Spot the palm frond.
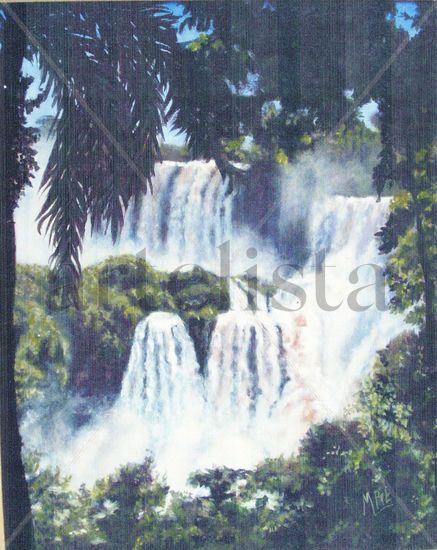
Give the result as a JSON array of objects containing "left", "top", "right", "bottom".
[{"left": 28, "top": 3, "right": 178, "bottom": 303}]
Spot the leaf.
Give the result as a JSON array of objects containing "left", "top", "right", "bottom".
[{"left": 275, "top": 148, "right": 289, "bottom": 165}]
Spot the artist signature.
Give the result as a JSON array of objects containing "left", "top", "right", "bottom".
[{"left": 362, "top": 487, "right": 393, "bottom": 517}]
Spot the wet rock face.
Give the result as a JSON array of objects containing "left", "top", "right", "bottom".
[
  {"left": 187, "top": 317, "right": 217, "bottom": 374},
  {"left": 166, "top": 265, "right": 229, "bottom": 374}
]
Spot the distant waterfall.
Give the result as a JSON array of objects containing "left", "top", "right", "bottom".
[{"left": 127, "top": 161, "right": 232, "bottom": 270}]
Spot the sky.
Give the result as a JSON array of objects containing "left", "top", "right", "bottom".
[
  {"left": 394, "top": 1, "right": 418, "bottom": 36},
  {"left": 15, "top": 1, "right": 418, "bottom": 266}
]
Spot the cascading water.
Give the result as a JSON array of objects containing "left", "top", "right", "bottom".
[
  {"left": 203, "top": 299, "right": 314, "bottom": 464},
  {"left": 120, "top": 312, "right": 204, "bottom": 422},
  {"left": 36, "top": 312, "right": 207, "bottom": 487},
  {"left": 271, "top": 194, "right": 404, "bottom": 417},
  {"left": 126, "top": 161, "right": 232, "bottom": 270},
  {"left": 27, "top": 156, "right": 405, "bottom": 489},
  {"left": 80, "top": 160, "right": 280, "bottom": 276}
]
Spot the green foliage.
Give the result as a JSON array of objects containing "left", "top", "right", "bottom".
[
  {"left": 15, "top": 265, "right": 69, "bottom": 405},
  {"left": 159, "top": 143, "right": 191, "bottom": 162},
  {"left": 25, "top": 3, "right": 180, "bottom": 303},
  {"left": 168, "top": 0, "right": 396, "bottom": 204},
  {"left": 167, "top": 265, "right": 230, "bottom": 323},
  {"left": 187, "top": 33, "right": 210, "bottom": 53},
  {"left": 189, "top": 467, "right": 249, "bottom": 511},
  {"left": 25, "top": 454, "right": 169, "bottom": 549},
  {"left": 93, "top": 459, "right": 168, "bottom": 549},
  {"left": 25, "top": 452, "right": 106, "bottom": 549},
  {"left": 223, "top": 136, "right": 263, "bottom": 165},
  {"left": 349, "top": 332, "right": 436, "bottom": 547},
  {"left": 329, "top": 121, "right": 381, "bottom": 166},
  {"left": 16, "top": 257, "right": 229, "bottom": 399},
  {"left": 372, "top": 6, "right": 437, "bottom": 385},
  {"left": 379, "top": 149, "right": 437, "bottom": 327},
  {"left": 274, "top": 148, "right": 288, "bottom": 166}
]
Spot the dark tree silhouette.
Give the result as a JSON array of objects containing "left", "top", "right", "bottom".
[{"left": 0, "top": 3, "right": 178, "bottom": 547}]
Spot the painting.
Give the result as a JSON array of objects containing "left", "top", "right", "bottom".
[{"left": 0, "top": 2, "right": 436, "bottom": 548}]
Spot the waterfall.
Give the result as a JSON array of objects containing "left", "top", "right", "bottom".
[
  {"left": 42, "top": 312, "right": 207, "bottom": 487},
  {"left": 81, "top": 160, "right": 280, "bottom": 277},
  {"left": 126, "top": 160, "right": 232, "bottom": 271},
  {"left": 29, "top": 158, "right": 405, "bottom": 489},
  {"left": 206, "top": 310, "right": 288, "bottom": 427},
  {"left": 120, "top": 312, "right": 204, "bottom": 422},
  {"left": 271, "top": 194, "right": 403, "bottom": 417}
]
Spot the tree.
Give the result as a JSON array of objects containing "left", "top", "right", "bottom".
[
  {"left": 187, "top": 467, "right": 254, "bottom": 547},
  {"left": 375, "top": 2, "right": 436, "bottom": 370},
  {"left": 189, "top": 467, "right": 249, "bottom": 511},
  {"left": 24, "top": 452, "right": 105, "bottom": 549},
  {"left": 1, "top": 6, "right": 38, "bottom": 547},
  {"left": 93, "top": 458, "right": 168, "bottom": 549},
  {"left": 0, "top": 3, "right": 178, "bottom": 547},
  {"left": 172, "top": 0, "right": 396, "bottom": 173},
  {"left": 374, "top": 1, "right": 437, "bottom": 494}
]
